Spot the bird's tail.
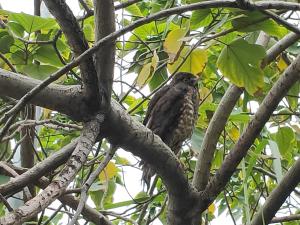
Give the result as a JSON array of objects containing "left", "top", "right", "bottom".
[{"left": 141, "top": 162, "right": 155, "bottom": 190}]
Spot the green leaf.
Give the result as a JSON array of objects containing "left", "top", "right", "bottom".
[
  {"left": 231, "top": 11, "right": 288, "bottom": 38},
  {"left": 7, "top": 21, "right": 25, "bottom": 37},
  {"left": 11, "top": 50, "right": 27, "bottom": 65},
  {"left": 229, "top": 113, "right": 250, "bottom": 123},
  {"left": 0, "top": 34, "right": 14, "bottom": 53},
  {"left": 275, "top": 127, "right": 295, "bottom": 157},
  {"left": 287, "top": 81, "right": 299, "bottom": 110},
  {"left": 34, "top": 45, "right": 63, "bottom": 67},
  {"left": 190, "top": 9, "right": 211, "bottom": 29},
  {"left": 22, "top": 64, "right": 58, "bottom": 80},
  {"left": 83, "top": 23, "right": 94, "bottom": 42},
  {"left": 90, "top": 189, "right": 103, "bottom": 209},
  {"left": 104, "top": 196, "right": 148, "bottom": 209},
  {"left": 269, "top": 140, "right": 283, "bottom": 182},
  {"left": 217, "top": 38, "right": 266, "bottom": 95},
  {"left": 9, "top": 12, "right": 57, "bottom": 33},
  {"left": 148, "top": 67, "right": 168, "bottom": 91},
  {"left": 125, "top": 4, "right": 144, "bottom": 17},
  {"left": 245, "top": 139, "right": 268, "bottom": 183},
  {"left": 133, "top": 22, "right": 156, "bottom": 40}
]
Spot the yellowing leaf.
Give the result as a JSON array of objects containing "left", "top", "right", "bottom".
[
  {"left": 99, "top": 161, "right": 118, "bottom": 182},
  {"left": 163, "top": 28, "right": 188, "bottom": 63},
  {"left": 0, "top": 15, "right": 8, "bottom": 22},
  {"left": 167, "top": 47, "right": 207, "bottom": 75},
  {"left": 208, "top": 203, "right": 215, "bottom": 214},
  {"left": 229, "top": 127, "right": 240, "bottom": 142},
  {"left": 217, "top": 38, "right": 266, "bottom": 95},
  {"left": 277, "top": 56, "right": 288, "bottom": 72},
  {"left": 136, "top": 51, "right": 159, "bottom": 87},
  {"left": 42, "top": 108, "right": 52, "bottom": 119},
  {"left": 199, "top": 87, "right": 213, "bottom": 103}
]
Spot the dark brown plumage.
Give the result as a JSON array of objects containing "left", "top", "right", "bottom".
[{"left": 141, "top": 72, "right": 200, "bottom": 188}]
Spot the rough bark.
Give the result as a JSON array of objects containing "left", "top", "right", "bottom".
[
  {"left": 43, "top": 0, "right": 99, "bottom": 100},
  {"left": 0, "top": 116, "right": 101, "bottom": 225},
  {"left": 0, "top": 69, "right": 89, "bottom": 120},
  {"left": 93, "top": 0, "right": 116, "bottom": 109},
  {"left": 0, "top": 140, "right": 77, "bottom": 197},
  {"left": 0, "top": 163, "right": 113, "bottom": 225},
  {"left": 197, "top": 51, "right": 300, "bottom": 213}
]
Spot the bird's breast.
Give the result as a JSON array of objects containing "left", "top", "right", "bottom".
[{"left": 173, "top": 89, "right": 196, "bottom": 140}]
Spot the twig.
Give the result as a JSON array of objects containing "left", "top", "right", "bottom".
[
  {"left": 0, "top": 193, "right": 13, "bottom": 211},
  {"left": 270, "top": 214, "right": 300, "bottom": 224},
  {"left": 67, "top": 145, "right": 117, "bottom": 225},
  {"left": 257, "top": 9, "right": 300, "bottom": 35},
  {"left": 0, "top": 53, "right": 16, "bottom": 73},
  {"left": 103, "top": 211, "right": 138, "bottom": 225}
]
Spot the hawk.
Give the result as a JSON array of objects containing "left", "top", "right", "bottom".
[{"left": 141, "top": 72, "right": 200, "bottom": 188}]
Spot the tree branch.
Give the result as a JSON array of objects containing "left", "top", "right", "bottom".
[
  {"left": 0, "top": 140, "right": 77, "bottom": 197},
  {"left": 192, "top": 31, "right": 299, "bottom": 193},
  {"left": 192, "top": 85, "right": 243, "bottom": 191},
  {"left": 67, "top": 146, "right": 117, "bottom": 225},
  {"left": 0, "top": 70, "right": 88, "bottom": 120},
  {"left": 93, "top": 0, "right": 116, "bottom": 109},
  {"left": 43, "top": 0, "right": 99, "bottom": 99},
  {"left": 261, "top": 32, "right": 300, "bottom": 68},
  {"left": 1, "top": 0, "right": 297, "bottom": 129},
  {"left": 0, "top": 115, "right": 102, "bottom": 225},
  {"left": 251, "top": 157, "right": 300, "bottom": 225},
  {"left": 0, "top": 163, "right": 113, "bottom": 225},
  {"left": 270, "top": 214, "right": 300, "bottom": 224},
  {"left": 198, "top": 50, "right": 300, "bottom": 213},
  {"left": 0, "top": 69, "right": 195, "bottom": 222}
]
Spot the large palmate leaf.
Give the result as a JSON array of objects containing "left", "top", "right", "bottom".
[
  {"left": 168, "top": 46, "right": 207, "bottom": 75},
  {"left": 9, "top": 12, "right": 57, "bottom": 33},
  {"left": 163, "top": 28, "right": 188, "bottom": 63},
  {"left": 217, "top": 38, "right": 266, "bottom": 95}
]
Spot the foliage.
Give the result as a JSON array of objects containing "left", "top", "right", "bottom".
[{"left": 0, "top": 1, "right": 299, "bottom": 225}]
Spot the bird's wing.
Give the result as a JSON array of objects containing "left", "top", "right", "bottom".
[
  {"left": 146, "top": 83, "right": 188, "bottom": 143},
  {"left": 143, "top": 85, "right": 170, "bottom": 126}
]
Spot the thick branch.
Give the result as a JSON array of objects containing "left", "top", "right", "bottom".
[
  {"left": 43, "top": 0, "right": 99, "bottom": 99},
  {"left": 261, "top": 32, "right": 300, "bottom": 68},
  {"left": 0, "top": 69, "right": 195, "bottom": 221},
  {"left": 192, "top": 85, "right": 243, "bottom": 191},
  {"left": 0, "top": 72, "right": 185, "bottom": 196},
  {"left": 270, "top": 214, "right": 300, "bottom": 224},
  {"left": 192, "top": 31, "right": 299, "bottom": 192},
  {"left": 251, "top": 157, "right": 300, "bottom": 225},
  {"left": 0, "top": 163, "right": 113, "bottom": 225},
  {"left": 0, "top": 140, "right": 77, "bottom": 197},
  {"left": 0, "top": 70, "right": 89, "bottom": 120},
  {"left": 0, "top": 116, "right": 101, "bottom": 225},
  {"left": 199, "top": 51, "right": 300, "bottom": 212},
  {"left": 1, "top": 1, "right": 298, "bottom": 126},
  {"left": 93, "top": 0, "right": 116, "bottom": 109}
]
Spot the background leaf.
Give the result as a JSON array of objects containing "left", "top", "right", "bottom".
[
  {"left": 168, "top": 47, "right": 207, "bottom": 75},
  {"left": 217, "top": 38, "right": 266, "bottom": 95}
]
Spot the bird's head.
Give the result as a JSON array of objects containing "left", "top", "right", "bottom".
[{"left": 171, "top": 72, "right": 199, "bottom": 87}]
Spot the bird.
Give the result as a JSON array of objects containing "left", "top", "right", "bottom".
[{"left": 141, "top": 72, "right": 200, "bottom": 189}]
